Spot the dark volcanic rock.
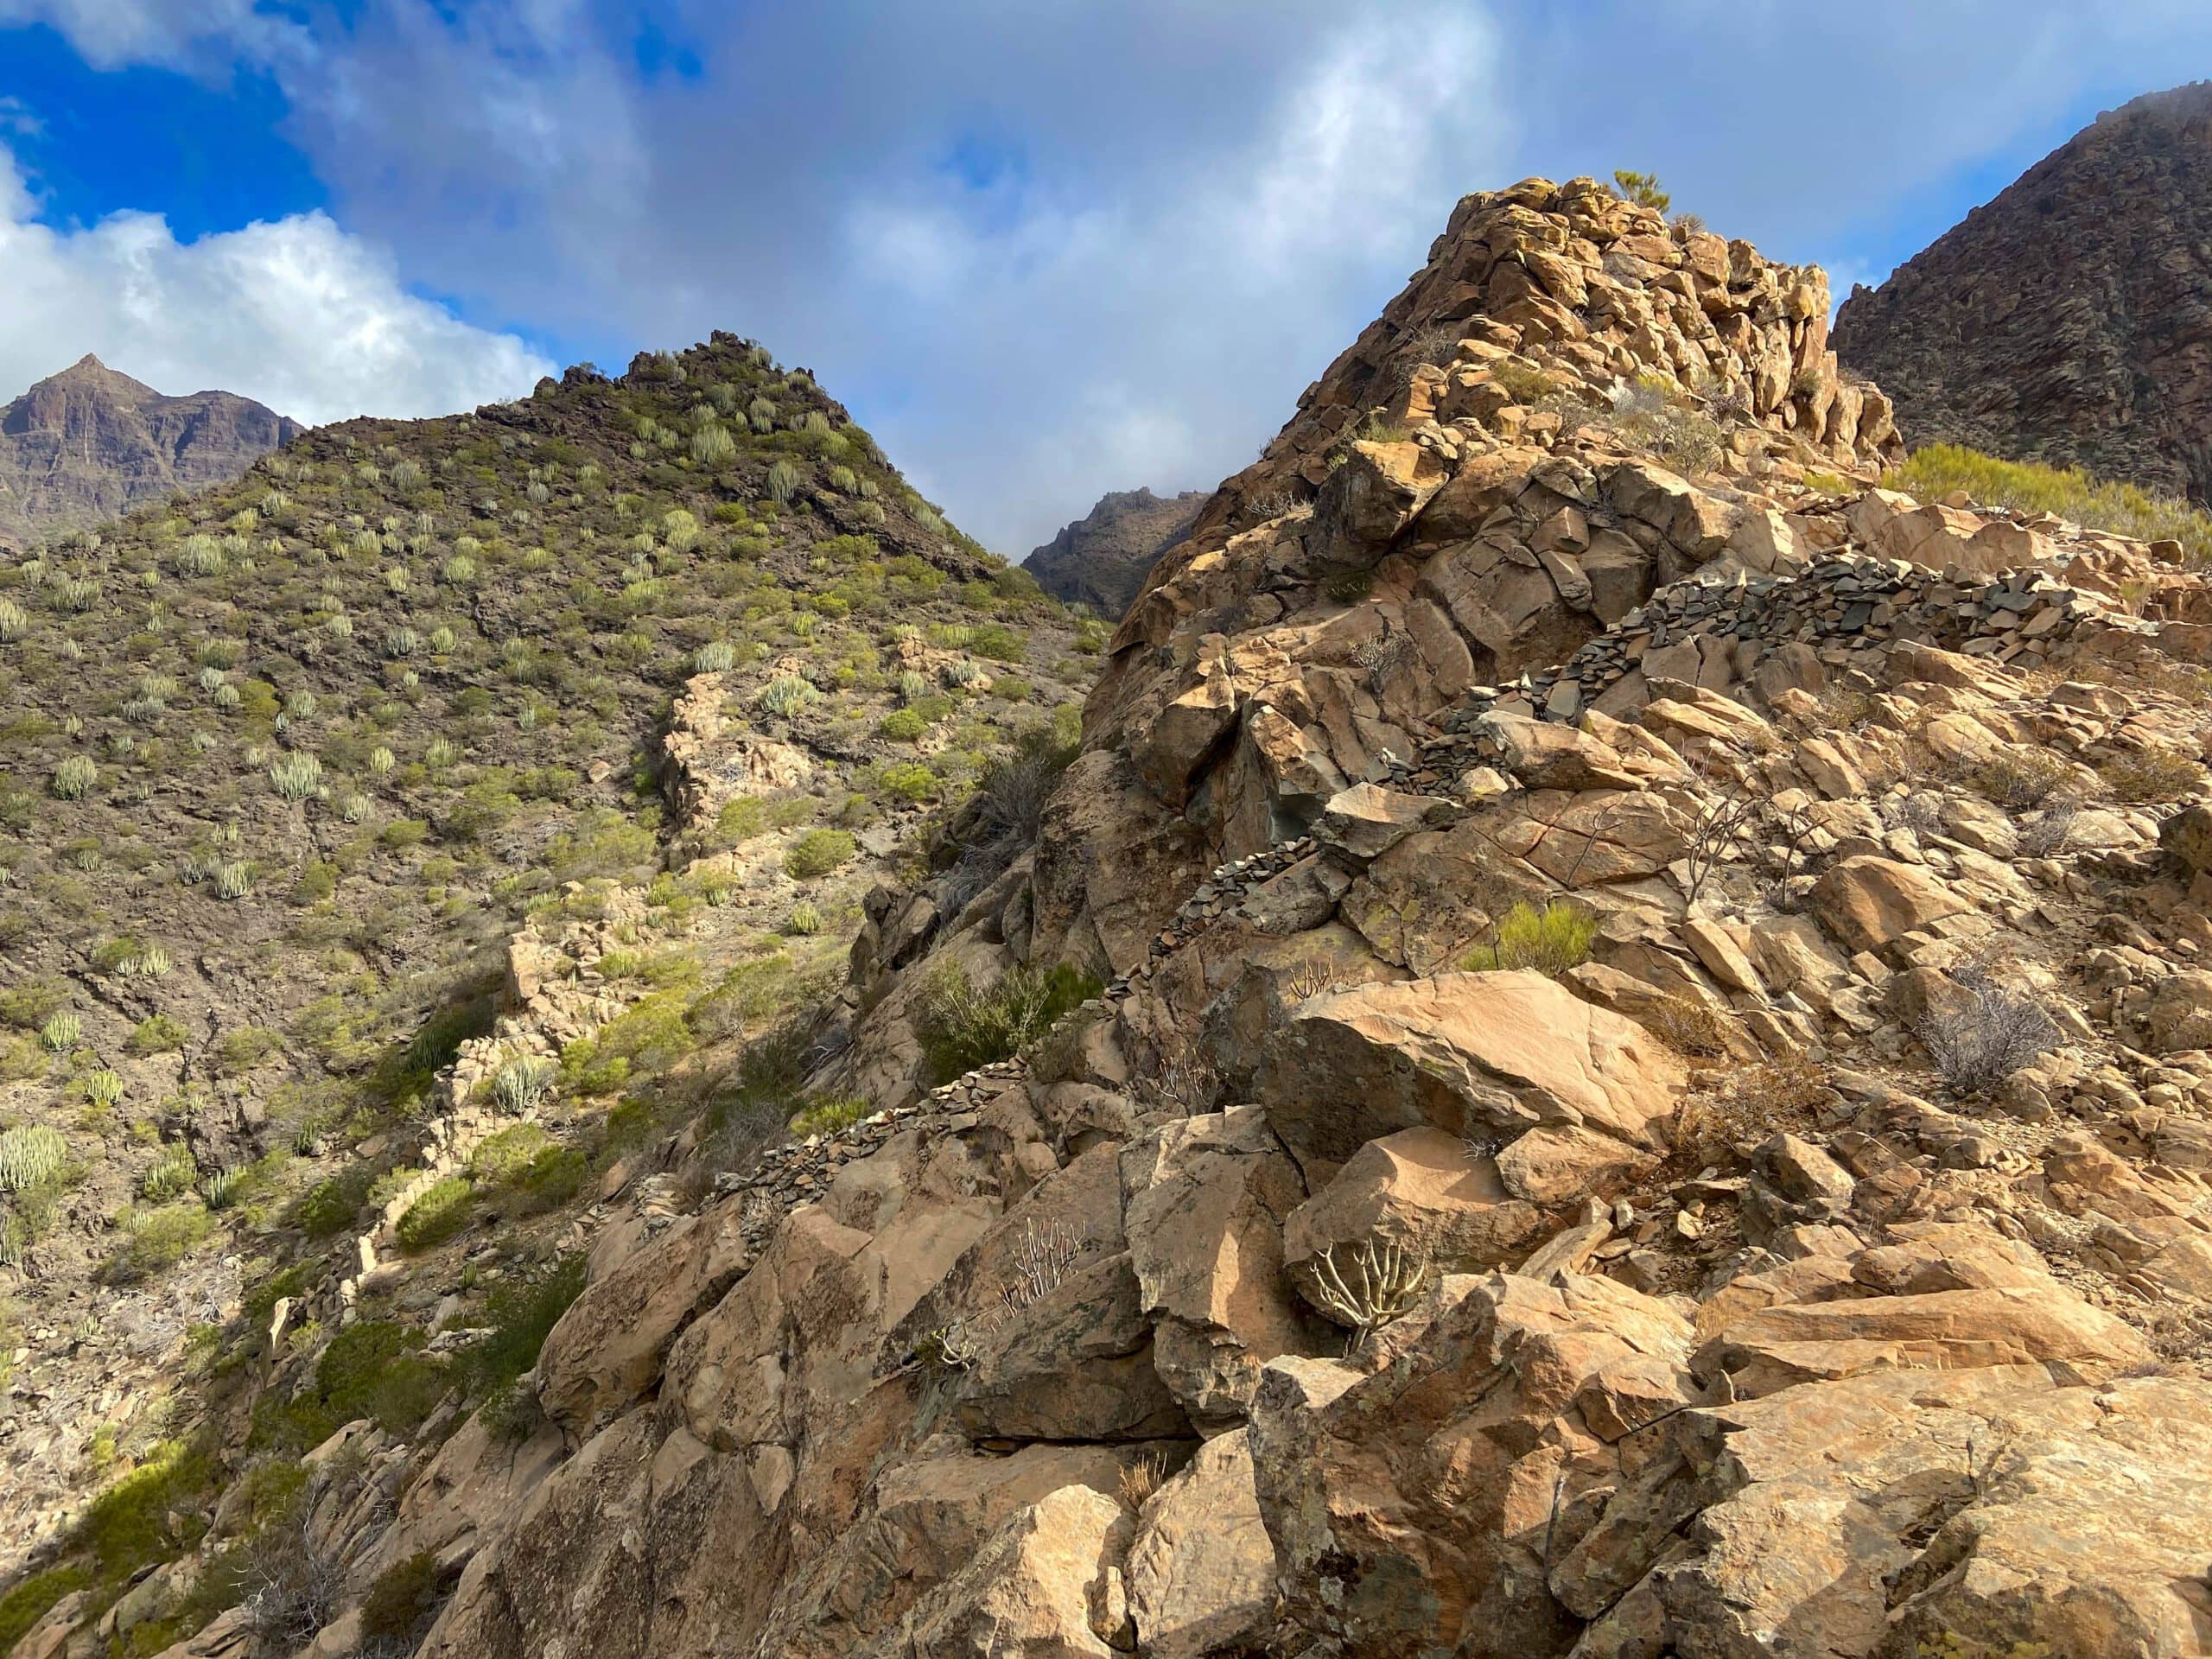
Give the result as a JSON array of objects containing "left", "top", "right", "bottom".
[
  {"left": 0, "top": 354, "right": 302, "bottom": 543},
  {"left": 1834, "top": 82, "right": 2212, "bottom": 504},
  {"left": 1021, "top": 486, "right": 1205, "bottom": 617}
]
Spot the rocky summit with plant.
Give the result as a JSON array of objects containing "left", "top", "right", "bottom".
[{"left": 9, "top": 172, "right": 2212, "bottom": 1659}]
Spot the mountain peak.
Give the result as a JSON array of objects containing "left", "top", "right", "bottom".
[
  {"left": 0, "top": 359, "right": 300, "bottom": 541},
  {"left": 1835, "top": 80, "right": 2212, "bottom": 505}
]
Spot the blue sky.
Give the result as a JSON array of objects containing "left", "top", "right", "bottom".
[{"left": 1, "top": 2, "right": 2208, "bottom": 551}]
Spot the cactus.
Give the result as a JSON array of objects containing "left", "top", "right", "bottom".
[
  {"left": 50, "top": 755, "right": 97, "bottom": 800},
  {"left": 756, "top": 674, "right": 818, "bottom": 716},
  {"left": 0, "top": 1125, "right": 67, "bottom": 1193},
  {"left": 269, "top": 753, "right": 323, "bottom": 800},
  {"left": 142, "top": 1143, "right": 198, "bottom": 1201},
  {"left": 491, "top": 1055, "right": 556, "bottom": 1116},
  {"left": 694, "top": 641, "right": 736, "bottom": 673},
  {"left": 214, "top": 861, "right": 254, "bottom": 900},
  {"left": 38, "top": 1012, "right": 80, "bottom": 1052}
]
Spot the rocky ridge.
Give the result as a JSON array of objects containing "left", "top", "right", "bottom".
[
  {"left": 17, "top": 177, "right": 2212, "bottom": 1659},
  {"left": 1835, "top": 81, "right": 2212, "bottom": 505},
  {"left": 1021, "top": 488, "right": 1207, "bottom": 617},
  {"left": 0, "top": 357, "right": 302, "bottom": 547}
]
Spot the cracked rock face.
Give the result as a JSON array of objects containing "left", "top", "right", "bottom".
[{"left": 1836, "top": 81, "right": 2212, "bottom": 507}]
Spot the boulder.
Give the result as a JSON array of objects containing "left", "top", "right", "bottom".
[
  {"left": 1119, "top": 1109, "right": 1313, "bottom": 1427},
  {"left": 1478, "top": 711, "right": 1642, "bottom": 791},
  {"left": 1125, "top": 1431, "right": 1278, "bottom": 1659},
  {"left": 1695, "top": 1282, "right": 2153, "bottom": 1398},
  {"left": 1257, "top": 971, "right": 1684, "bottom": 1181},
  {"left": 1314, "top": 782, "right": 1457, "bottom": 861},
  {"left": 1811, "top": 855, "right": 1968, "bottom": 956},
  {"left": 1280, "top": 1127, "right": 1543, "bottom": 1276},
  {"left": 1560, "top": 1370, "right": 2212, "bottom": 1659}
]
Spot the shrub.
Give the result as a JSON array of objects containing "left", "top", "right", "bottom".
[
  {"left": 877, "top": 762, "right": 939, "bottom": 804},
  {"left": 1612, "top": 168, "right": 1670, "bottom": 211},
  {"left": 143, "top": 1143, "right": 198, "bottom": 1200},
  {"left": 451, "top": 1255, "right": 585, "bottom": 1406},
  {"left": 1970, "top": 747, "right": 2073, "bottom": 810},
  {"left": 878, "top": 707, "right": 927, "bottom": 741},
  {"left": 1889, "top": 442, "right": 2212, "bottom": 566},
  {"left": 1461, "top": 901, "right": 1598, "bottom": 977},
  {"left": 1916, "top": 968, "right": 2057, "bottom": 1097},
  {"left": 269, "top": 753, "right": 323, "bottom": 800},
  {"left": 788, "top": 1096, "right": 870, "bottom": 1137},
  {"left": 394, "top": 1176, "right": 474, "bottom": 1251},
  {"left": 783, "top": 828, "right": 855, "bottom": 880},
  {"left": 111, "top": 1201, "right": 213, "bottom": 1280},
  {"left": 914, "top": 961, "right": 1103, "bottom": 1084},
  {"left": 2097, "top": 747, "right": 2202, "bottom": 804},
  {"left": 50, "top": 755, "right": 96, "bottom": 799},
  {"left": 294, "top": 1172, "right": 367, "bottom": 1238}
]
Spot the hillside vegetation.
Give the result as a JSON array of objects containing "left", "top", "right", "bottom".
[{"left": 0, "top": 333, "right": 1086, "bottom": 1636}]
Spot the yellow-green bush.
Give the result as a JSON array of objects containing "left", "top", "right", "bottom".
[
  {"left": 1889, "top": 443, "right": 2212, "bottom": 566},
  {"left": 1462, "top": 901, "right": 1599, "bottom": 978}
]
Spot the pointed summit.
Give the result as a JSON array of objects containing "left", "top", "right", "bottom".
[{"left": 0, "top": 358, "right": 300, "bottom": 541}]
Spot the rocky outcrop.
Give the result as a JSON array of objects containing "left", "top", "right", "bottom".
[
  {"left": 56, "top": 176, "right": 2212, "bottom": 1659},
  {"left": 0, "top": 355, "right": 301, "bottom": 543},
  {"left": 1835, "top": 81, "right": 2212, "bottom": 505},
  {"left": 1022, "top": 486, "right": 1206, "bottom": 617}
]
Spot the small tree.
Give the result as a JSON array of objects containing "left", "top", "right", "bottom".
[{"left": 1613, "top": 169, "right": 1671, "bottom": 213}]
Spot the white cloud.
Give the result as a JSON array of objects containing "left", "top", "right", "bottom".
[
  {"left": 0, "top": 0, "right": 304, "bottom": 68},
  {"left": 0, "top": 145, "right": 551, "bottom": 424}
]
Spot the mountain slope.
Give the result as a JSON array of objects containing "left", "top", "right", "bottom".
[
  {"left": 1835, "top": 81, "right": 2212, "bottom": 504},
  {"left": 1020, "top": 486, "right": 1205, "bottom": 616},
  {"left": 0, "top": 333, "right": 1084, "bottom": 1620},
  {"left": 0, "top": 357, "right": 303, "bottom": 546}
]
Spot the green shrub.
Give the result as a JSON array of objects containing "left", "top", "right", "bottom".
[
  {"left": 269, "top": 752, "right": 323, "bottom": 800},
  {"left": 142, "top": 1143, "right": 198, "bottom": 1200},
  {"left": 1889, "top": 442, "right": 2212, "bottom": 565},
  {"left": 127, "top": 1014, "right": 190, "bottom": 1054},
  {"left": 491, "top": 1054, "right": 556, "bottom": 1115},
  {"left": 360, "top": 1550, "right": 444, "bottom": 1643},
  {"left": 394, "top": 1176, "right": 474, "bottom": 1251},
  {"left": 784, "top": 828, "right": 856, "bottom": 880},
  {"left": 451, "top": 1255, "right": 585, "bottom": 1406},
  {"left": 914, "top": 962, "right": 1103, "bottom": 1084},
  {"left": 293, "top": 1170, "right": 368, "bottom": 1238},
  {"left": 757, "top": 674, "right": 818, "bottom": 716},
  {"left": 1462, "top": 901, "right": 1598, "bottom": 977},
  {"left": 876, "top": 762, "right": 939, "bottom": 804},
  {"left": 877, "top": 707, "right": 927, "bottom": 741},
  {"left": 111, "top": 1201, "right": 213, "bottom": 1280},
  {"left": 788, "top": 1096, "right": 870, "bottom": 1137},
  {"left": 1612, "top": 168, "right": 1669, "bottom": 211}
]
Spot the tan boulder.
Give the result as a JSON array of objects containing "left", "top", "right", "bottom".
[
  {"left": 1308, "top": 438, "right": 1448, "bottom": 567},
  {"left": 902, "top": 1484, "right": 1132, "bottom": 1656},
  {"left": 1258, "top": 970, "right": 1683, "bottom": 1182},
  {"left": 1560, "top": 1370, "right": 2212, "bottom": 1659},
  {"left": 2141, "top": 969, "right": 2212, "bottom": 1053},
  {"left": 1478, "top": 711, "right": 1642, "bottom": 791},
  {"left": 1119, "top": 1108, "right": 1313, "bottom": 1427},
  {"left": 1695, "top": 1282, "right": 2153, "bottom": 1398},
  {"left": 1281, "top": 1127, "right": 1542, "bottom": 1276},
  {"left": 1250, "top": 1271, "right": 1695, "bottom": 1658},
  {"left": 1313, "top": 782, "right": 1456, "bottom": 861},
  {"left": 1125, "top": 1431, "right": 1279, "bottom": 1659},
  {"left": 536, "top": 1199, "right": 754, "bottom": 1440},
  {"left": 1811, "top": 855, "right": 1967, "bottom": 956}
]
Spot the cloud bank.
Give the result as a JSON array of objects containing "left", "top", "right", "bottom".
[{"left": 0, "top": 144, "right": 550, "bottom": 424}]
